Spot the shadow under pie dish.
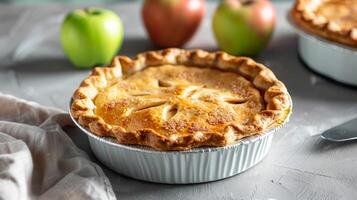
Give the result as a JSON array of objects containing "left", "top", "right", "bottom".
[{"left": 70, "top": 48, "right": 292, "bottom": 183}]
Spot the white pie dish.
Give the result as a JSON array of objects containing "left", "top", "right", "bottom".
[
  {"left": 69, "top": 100, "right": 291, "bottom": 184},
  {"left": 288, "top": 15, "right": 357, "bottom": 86}
]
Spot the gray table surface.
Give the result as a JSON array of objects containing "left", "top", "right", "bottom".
[{"left": 1, "top": 2, "right": 357, "bottom": 200}]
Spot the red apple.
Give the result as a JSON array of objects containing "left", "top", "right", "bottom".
[
  {"left": 142, "top": 0, "right": 206, "bottom": 48},
  {"left": 212, "top": 0, "right": 276, "bottom": 55}
]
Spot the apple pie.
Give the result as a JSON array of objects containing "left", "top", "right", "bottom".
[
  {"left": 291, "top": 0, "right": 357, "bottom": 47},
  {"left": 71, "top": 49, "right": 291, "bottom": 151}
]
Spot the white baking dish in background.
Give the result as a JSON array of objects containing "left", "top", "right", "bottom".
[
  {"left": 288, "top": 15, "right": 357, "bottom": 86},
  {"left": 70, "top": 100, "right": 291, "bottom": 184}
]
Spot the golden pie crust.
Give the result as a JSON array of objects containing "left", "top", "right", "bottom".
[
  {"left": 291, "top": 0, "right": 357, "bottom": 47},
  {"left": 71, "top": 49, "right": 292, "bottom": 151}
]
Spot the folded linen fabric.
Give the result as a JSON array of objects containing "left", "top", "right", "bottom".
[{"left": 0, "top": 93, "right": 115, "bottom": 200}]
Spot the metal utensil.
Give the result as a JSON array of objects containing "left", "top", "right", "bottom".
[{"left": 321, "top": 118, "right": 357, "bottom": 142}]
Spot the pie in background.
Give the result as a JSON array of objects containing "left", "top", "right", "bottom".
[{"left": 291, "top": 0, "right": 357, "bottom": 47}]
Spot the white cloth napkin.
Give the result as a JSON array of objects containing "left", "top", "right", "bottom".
[{"left": 0, "top": 93, "right": 116, "bottom": 200}]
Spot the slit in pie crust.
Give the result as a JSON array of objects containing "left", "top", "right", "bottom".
[{"left": 71, "top": 48, "right": 292, "bottom": 151}]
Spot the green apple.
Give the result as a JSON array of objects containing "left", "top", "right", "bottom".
[
  {"left": 61, "top": 8, "right": 124, "bottom": 68},
  {"left": 212, "top": 0, "right": 275, "bottom": 56}
]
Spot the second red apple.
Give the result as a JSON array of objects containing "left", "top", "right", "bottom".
[{"left": 142, "top": 0, "right": 206, "bottom": 48}]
